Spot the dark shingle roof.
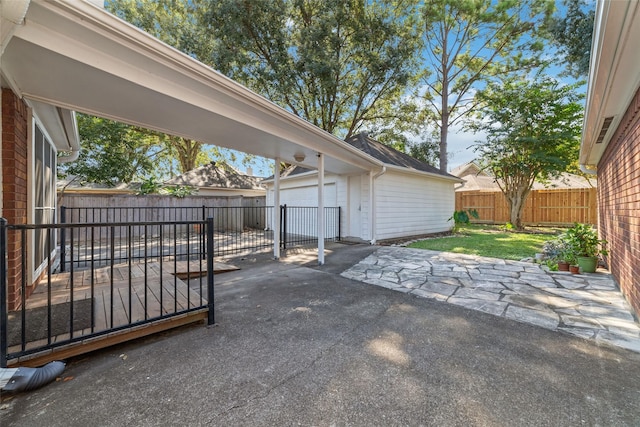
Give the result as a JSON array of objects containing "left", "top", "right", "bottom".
[
  {"left": 344, "top": 133, "right": 456, "bottom": 177},
  {"left": 268, "top": 133, "right": 458, "bottom": 180}
]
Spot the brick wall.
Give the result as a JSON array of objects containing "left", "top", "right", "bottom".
[
  {"left": 598, "top": 85, "right": 640, "bottom": 317},
  {"left": 2, "top": 88, "right": 30, "bottom": 310}
]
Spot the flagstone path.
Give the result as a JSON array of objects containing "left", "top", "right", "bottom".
[{"left": 342, "top": 247, "right": 640, "bottom": 353}]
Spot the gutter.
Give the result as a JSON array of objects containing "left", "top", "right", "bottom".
[
  {"left": 369, "top": 166, "right": 386, "bottom": 244},
  {"left": 0, "top": 0, "right": 31, "bottom": 55}
]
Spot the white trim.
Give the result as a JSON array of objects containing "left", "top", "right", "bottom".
[
  {"left": 273, "top": 158, "right": 280, "bottom": 260},
  {"left": 6, "top": 0, "right": 382, "bottom": 175},
  {"left": 580, "top": 0, "right": 640, "bottom": 167},
  {"left": 317, "top": 153, "right": 325, "bottom": 265}
]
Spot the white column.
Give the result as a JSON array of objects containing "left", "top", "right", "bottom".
[
  {"left": 317, "top": 153, "right": 325, "bottom": 265},
  {"left": 273, "top": 158, "right": 281, "bottom": 259},
  {"left": 369, "top": 170, "right": 375, "bottom": 244}
]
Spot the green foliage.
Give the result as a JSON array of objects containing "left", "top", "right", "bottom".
[
  {"left": 59, "top": 114, "right": 168, "bottom": 185},
  {"left": 420, "top": 0, "right": 555, "bottom": 171},
  {"left": 547, "top": 0, "right": 595, "bottom": 78},
  {"left": 137, "top": 178, "right": 197, "bottom": 198},
  {"left": 138, "top": 177, "right": 163, "bottom": 195},
  {"left": 164, "top": 185, "right": 197, "bottom": 198},
  {"left": 501, "top": 222, "right": 515, "bottom": 232},
  {"left": 408, "top": 224, "right": 551, "bottom": 261},
  {"left": 541, "top": 238, "right": 567, "bottom": 262},
  {"left": 108, "top": 0, "right": 215, "bottom": 64},
  {"left": 471, "top": 76, "right": 584, "bottom": 229},
  {"left": 563, "top": 222, "right": 608, "bottom": 259},
  {"left": 203, "top": 0, "right": 423, "bottom": 139},
  {"left": 543, "top": 259, "right": 559, "bottom": 271},
  {"left": 448, "top": 209, "right": 480, "bottom": 232}
]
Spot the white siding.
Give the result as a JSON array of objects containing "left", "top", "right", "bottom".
[
  {"left": 374, "top": 171, "right": 454, "bottom": 240},
  {"left": 266, "top": 174, "right": 338, "bottom": 207},
  {"left": 265, "top": 174, "right": 340, "bottom": 238}
]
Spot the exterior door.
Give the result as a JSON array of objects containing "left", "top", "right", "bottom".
[{"left": 348, "top": 176, "right": 362, "bottom": 238}]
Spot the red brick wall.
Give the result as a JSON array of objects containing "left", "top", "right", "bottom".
[
  {"left": 2, "top": 88, "right": 29, "bottom": 310},
  {"left": 598, "top": 85, "right": 640, "bottom": 317}
]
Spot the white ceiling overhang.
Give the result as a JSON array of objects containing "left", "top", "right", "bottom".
[
  {"left": 1, "top": 0, "right": 381, "bottom": 175},
  {"left": 580, "top": 0, "right": 640, "bottom": 168}
]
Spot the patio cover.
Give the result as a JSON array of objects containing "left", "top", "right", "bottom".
[{"left": 1, "top": 0, "right": 385, "bottom": 263}]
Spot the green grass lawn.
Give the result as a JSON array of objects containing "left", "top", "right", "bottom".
[{"left": 407, "top": 224, "right": 558, "bottom": 261}]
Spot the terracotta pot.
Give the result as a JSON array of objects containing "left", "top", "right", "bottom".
[
  {"left": 557, "top": 261, "right": 570, "bottom": 272},
  {"left": 569, "top": 265, "right": 580, "bottom": 274}
]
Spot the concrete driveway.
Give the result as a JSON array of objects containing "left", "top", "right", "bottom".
[{"left": 2, "top": 244, "right": 640, "bottom": 426}]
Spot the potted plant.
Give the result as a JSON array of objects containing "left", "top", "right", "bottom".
[
  {"left": 541, "top": 238, "right": 570, "bottom": 271},
  {"left": 563, "top": 223, "right": 608, "bottom": 273}
]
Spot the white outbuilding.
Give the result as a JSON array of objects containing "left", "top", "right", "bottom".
[{"left": 262, "top": 133, "right": 462, "bottom": 244}]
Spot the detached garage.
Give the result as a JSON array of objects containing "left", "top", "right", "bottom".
[{"left": 263, "top": 133, "right": 462, "bottom": 243}]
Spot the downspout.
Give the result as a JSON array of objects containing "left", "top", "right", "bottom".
[
  {"left": 56, "top": 109, "right": 80, "bottom": 163},
  {"left": 580, "top": 164, "right": 598, "bottom": 175},
  {"left": 369, "top": 166, "right": 386, "bottom": 244}
]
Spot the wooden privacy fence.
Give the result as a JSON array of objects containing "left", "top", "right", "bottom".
[{"left": 455, "top": 188, "right": 597, "bottom": 226}]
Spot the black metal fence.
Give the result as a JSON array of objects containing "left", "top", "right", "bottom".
[
  {"left": 279, "top": 205, "right": 341, "bottom": 249},
  {"left": 59, "top": 205, "right": 272, "bottom": 270},
  {"left": 0, "top": 218, "right": 215, "bottom": 367},
  {"left": 60, "top": 205, "right": 340, "bottom": 269}
]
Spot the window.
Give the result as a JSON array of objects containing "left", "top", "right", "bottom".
[{"left": 33, "top": 123, "right": 56, "bottom": 272}]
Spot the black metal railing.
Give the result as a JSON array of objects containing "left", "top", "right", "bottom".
[
  {"left": 0, "top": 218, "right": 215, "bottom": 367},
  {"left": 279, "top": 205, "right": 341, "bottom": 250},
  {"left": 60, "top": 206, "right": 273, "bottom": 269},
  {"left": 59, "top": 205, "right": 341, "bottom": 265}
]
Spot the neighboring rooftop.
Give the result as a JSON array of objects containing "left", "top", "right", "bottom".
[
  {"left": 450, "top": 161, "right": 491, "bottom": 178},
  {"left": 165, "top": 161, "right": 264, "bottom": 190},
  {"left": 451, "top": 161, "right": 596, "bottom": 192}
]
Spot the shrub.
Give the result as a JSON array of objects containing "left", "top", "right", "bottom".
[{"left": 448, "top": 209, "right": 480, "bottom": 232}]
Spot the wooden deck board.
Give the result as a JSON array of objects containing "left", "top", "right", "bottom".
[{"left": 8, "top": 261, "right": 208, "bottom": 366}]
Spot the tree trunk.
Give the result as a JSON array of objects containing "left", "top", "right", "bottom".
[
  {"left": 505, "top": 185, "right": 531, "bottom": 230},
  {"left": 440, "top": 113, "right": 449, "bottom": 173},
  {"left": 440, "top": 75, "right": 449, "bottom": 173}
]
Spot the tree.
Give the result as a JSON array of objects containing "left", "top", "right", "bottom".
[
  {"left": 421, "top": 0, "right": 554, "bottom": 172},
  {"left": 107, "top": 0, "right": 216, "bottom": 172},
  {"left": 547, "top": 0, "right": 595, "bottom": 78},
  {"left": 470, "top": 77, "right": 584, "bottom": 229},
  {"left": 203, "top": 0, "right": 423, "bottom": 139},
  {"left": 60, "top": 114, "right": 168, "bottom": 185}
]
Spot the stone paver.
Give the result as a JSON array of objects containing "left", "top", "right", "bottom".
[{"left": 342, "top": 247, "right": 640, "bottom": 353}]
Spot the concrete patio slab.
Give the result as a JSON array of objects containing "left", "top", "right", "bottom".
[{"left": 2, "top": 243, "right": 640, "bottom": 426}]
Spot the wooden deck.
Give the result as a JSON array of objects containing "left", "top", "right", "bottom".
[{"left": 6, "top": 261, "right": 213, "bottom": 367}]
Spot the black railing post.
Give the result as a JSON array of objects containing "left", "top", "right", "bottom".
[
  {"left": 206, "top": 217, "right": 215, "bottom": 325},
  {"left": 280, "top": 204, "right": 287, "bottom": 250},
  {"left": 338, "top": 207, "right": 341, "bottom": 241},
  {"left": 201, "top": 205, "right": 206, "bottom": 260},
  {"left": 0, "top": 218, "right": 8, "bottom": 368},
  {"left": 60, "top": 206, "right": 67, "bottom": 272}
]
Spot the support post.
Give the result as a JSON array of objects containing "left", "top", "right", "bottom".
[
  {"left": 273, "top": 158, "right": 281, "bottom": 259},
  {"left": 317, "top": 153, "right": 325, "bottom": 265}
]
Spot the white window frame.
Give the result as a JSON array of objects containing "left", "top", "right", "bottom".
[{"left": 28, "top": 115, "right": 58, "bottom": 283}]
